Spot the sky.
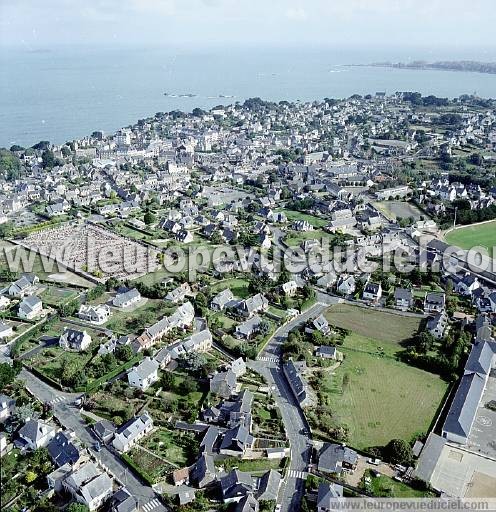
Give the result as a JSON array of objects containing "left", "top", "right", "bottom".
[{"left": 1, "top": 0, "right": 495, "bottom": 54}]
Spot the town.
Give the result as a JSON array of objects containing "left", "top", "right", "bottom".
[{"left": 0, "top": 91, "right": 496, "bottom": 512}]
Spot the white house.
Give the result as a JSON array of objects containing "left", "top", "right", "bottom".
[
  {"left": 18, "top": 419, "right": 56, "bottom": 450},
  {"left": 362, "top": 282, "right": 382, "bottom": 302},
  {"left": 127, "top": 357, "right": 159, "bottom": 390},
  {"left": 112, "top": 411, "right": 153, "bottom": 453},
  {"left": 18, "top": 295, "right": 43, "bottom": 320},
  {"left": 59, "top": 328, "right": 92, "bottom": 352},
  {"left": 0, "top": 322, "right": 14, "bottom": 339},
  {"left": 112, "top": 288, "right": 141, "bottom": 308},
  {"left": 8, "top": 274, "right": 39, "bottom": 298},
  {"left": 63, "top": 461, "right": 113, "bottom": 511},
  {"left": 78, "top": 304, "right": 111, "bottom": 325},
  {"left": 281, "top": 280, "right": 298, "bottom": 297}
]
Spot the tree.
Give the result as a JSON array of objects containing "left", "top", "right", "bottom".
[
  {"left": 25, "top": 470, "right": 37, "bottom": 483},
  {"left": 115, "top": 344, "right": 133, "bottom": 362},
  {"left": 383, "top": 439, "right": 413, "bottom": 465},
  {"left": 41, "top": 149, "right": 56, "bottom": 169},
  {"left": 144, "top": 211, "right": 156, "bottom": 225},
  {"left": 67, "top": 504, "right": 90, "bottom": 512},
  {"left": 0, "top": 362, "right": 19, "bottom": 391}
]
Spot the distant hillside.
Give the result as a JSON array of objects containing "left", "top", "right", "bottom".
[{"left": 360, "top": 60, "right": 496, "bottom": 75}]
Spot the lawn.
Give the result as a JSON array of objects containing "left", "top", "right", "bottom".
[
  {"left": 40, "top": 286, "right": 79, "bottom": 307},
  {"left": 310, "top": 348, "right": 448, "bottom": 450},
  {"left": 278, "top": 209, "right": 329, "bottom": 228},
  {"left": 285, "top": 229, "right": 334, "bottom": 247},
  {"left": 325, "top": 304, "right": 421, "bottom": 344},
  {"left": 366, "top": 470, "right": 436, "bottom": 498},
  {"left": 142, "top": 428, "right": 197, "bottom": 468},
  {"left": 444, "top": 220, "right": 496, "bottom": 256},
  {"left": 222, "top": 457, "right": 284, "bottom": 473},
  {"left": 211, "top": 277, "right": 250, "bottom": 299},
  {"left": 372, "top": 201, "right": 425, "bottom": 221}
]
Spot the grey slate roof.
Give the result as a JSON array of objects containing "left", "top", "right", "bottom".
[{"left": 256, "top": 469, "right": 281, "bottom": 501}]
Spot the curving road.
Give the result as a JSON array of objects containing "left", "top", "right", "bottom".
[{"left": 18, "top": 368, "right": 167, "bottom": 512}]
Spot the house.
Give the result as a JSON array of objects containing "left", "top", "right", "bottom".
[
  {"left": 8, "top": 274, "right": 39, "bottom": 297},
  {"left": 0, "top": 394, "right": 15, "bottom": 422},
  {"left": 0, "top": 295, "right": 11, "bottom": 310},
  {"left": 112, "top": 288, "right": 141, "bottom": 308},
  {"left": 18, "top": 418, "right": 56, "bottom": 450},
  {"left": 455, "top": 274, "right": 481, "bottom": 297},
  {"left": 236, "top": 493, "right": 259, "bottom": 512},
  {"left": 292, "top": 220, "right": 313, "bottom": 232},
  {"left": 237, "top": 294, "right": 269, "bottom": 318},
  {"left": 317, "top": 482, "right": 344, "bottom": 511},
  {"left": 78, "top": 304, "right": 111, "bottom": 324},
  {"left": 362, "top": 282, "right": 382, "bottom": 302},
  {"left": 394, "top": 288, "right": 414, "bottom": 311},
  {"left": 315, "top": 346, "right": 337, "bottom": 359},
  {"left": 427, "top": 312, "right": 449, "bottom": 340},
  {"left": 109, "top": 487, "right": 139, "bottom": 512},
  {"left": 172, "top": 467, "right": 190, "bottom": 486},
  {"left": 63, "top": 461, "right": 113, "bottom": 511},
  {"left": 47, "top": 430, "right": 83, "bottom": 467},
  {"left": 336, "top": 275, "right": 356, "bottom": 295},
  {"left": 93, "top": 419, "right": 116, "bottom": 444},
  {"left": 281, "top": 280, "right": 298, "bottom": 297},
  {"left": 154, "top": 346, "right": 172, "bottom": 369},
  {"left": 235, "top": 315, "right": 264, "bottom": 340},
  {"left": 0, "top": 322, "right": 14, "bottom": 339},
  {"left": 165, "top": 282, "right": 191, "bottom": 303},
  {"left": 210, "top": 289, "right": 235, "bottom": 311},
  {"left": 231, "top": 357, "right": 247, "bottom": 378},
  {"left": 190, "top": 453, "right": 217, "bottom": 488},
  {"left": 127, "top": 357, "right": 159, "bottom": 391},
  {"left": 59, "top": 328, "right": 92, "bottom": 351},
  {"left": 18, "top": 295, "right": 43, "bottom": 320},
  {"left": 313, "top": 314, "right": 331, "bottom": 336},
  {"left": 210, "top": 369, "right": 237, "bottom": 398},
  {"left": 219, "top": 425, "right": 254, "bottom": 456},
  {"left": 220, "top": 469, "right": 254, "bottom": 503},
  {"left": 283, "top": 360, "right": 312, "bottom": 407},
  {"left": 424, "top": 292, "right": 446, "bottom": 314},
  {"left": 318, "top": 443, "right": 358, "bottom": 474},
  {"left": 256, "top": 469, "right": 281, "bottom": 502},
  {"left": 112, "top": 411, "right": 153, "bottom": 452},
  {"left": 182, "top": 329, "right": 213, "bottom": 354}
]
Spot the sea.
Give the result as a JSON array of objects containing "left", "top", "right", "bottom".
[{"left": 1, "top": 45, "right": 496, "bottom": 148}]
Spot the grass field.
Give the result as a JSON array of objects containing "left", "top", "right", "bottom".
[
  {"left": 325, "top": 304, "right": 421, "bottom": 344},
  {"left": 285, "top": 229, "right": 335, "bottom": 247},
  {"left": 372, "top": 201, "right": 425, "bottom": 221},
  {"left": 365, "top": 470, "right": 436, "bottom": 498},
  {"left": 444, "top": 220, "right": 496, "bottom": 256},
  {"left": 40, "top": 286, "right": 79, "bottom": 307},
  {"left": 312, "top": 305, "right": 445, "bottom": 449},
  {"left": 315, "top": 348, "right": 447, "bottom": 450},
  {"left": 211, "top": 277, "right": 250, "bottom": 298},
  {"left": 278, "top": 209, "right": 329, "bottom": 228}
]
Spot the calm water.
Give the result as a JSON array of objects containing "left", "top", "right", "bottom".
[{"left": 2, "top": 46, "right": 496, "bottom": 147}]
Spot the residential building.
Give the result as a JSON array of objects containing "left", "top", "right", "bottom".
[
  {"left": 112, "top": 411, "right": 153, "bottom": 452},
  {"left": 127, "top": 357, "right": 159, "bottom": 390}
]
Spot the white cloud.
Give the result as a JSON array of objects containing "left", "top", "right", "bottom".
[{"left": 285, "top": 6, "right": 308, "bottom": 21}]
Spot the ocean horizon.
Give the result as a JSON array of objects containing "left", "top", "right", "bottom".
[{"left": 2, "top": 44, "right": 496, "bottom": 148}]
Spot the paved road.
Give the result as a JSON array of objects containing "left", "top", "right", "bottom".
[
  {"left": 250, "top": 299, "right": 339, "bottom": 512},
  {"left": 19, "top": 369, "right": 167, "bottom": 512}
]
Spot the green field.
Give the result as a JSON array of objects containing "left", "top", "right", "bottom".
[
  {"left": 211, "top": 277, "right": 250, "bottom": 298},
  {"left": 314, "top": 347, "right": 447, "bottom": 450},
  {"left": 40, "top": 286, "right": 79, "bottom": 307},
  {"left": 325, "top": 304, "right": 421, "bottom": 344},
  {"left": 285, "top": 229, "right": 335, "bottom": 247},
  {"left": 444, "top": 220, "right": 496, "bottom": 256},
  {"left": 372, "top": 201, "right": 425, "bottom": 221},
  {"left": 312, "top": 305, "right": 445, "bottom": 449},
  {"left": 365, "top": 470, "right": 436, "bottom": 498},
  {"left": 278, "top": 209, "right": 329, "bottom": 228}
]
